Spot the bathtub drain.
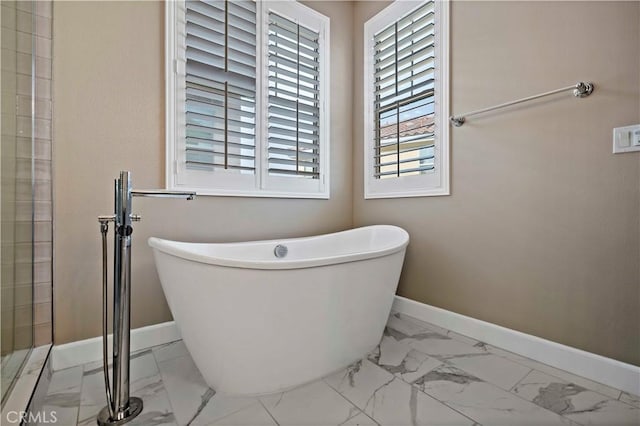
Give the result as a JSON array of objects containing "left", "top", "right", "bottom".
[{"left": 274, "top": 244, "right": 288, "bottom": 258}]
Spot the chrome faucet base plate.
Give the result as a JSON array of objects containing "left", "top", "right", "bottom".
[{"left": 97, "top": 397, "right": 143, "bottom": 426}]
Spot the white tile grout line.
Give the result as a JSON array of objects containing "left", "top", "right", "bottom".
[
  {"left": 323, "top": 378, "right": 380, "bottom": 426},
  {"left": 258, "top": 398, "right": 281, "bottom": 426},
  {"left": 321, "top": 373, "right": 381, "bottom": 426},
  {"left": 148, "top": 348, "right": 179, "bottom": 423},
  {"left": 148, "top": 347, "right": 179, "bottom": 423},
  {"left": 508, "top": 368, "right": 534, "bottom": 393}
]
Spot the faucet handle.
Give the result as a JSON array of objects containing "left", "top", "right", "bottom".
[
  {"left": 98, "top": 215, "right": 115, "bottom": 224},
  {"left": 131, "top": 214, "right": 141, "bottom": 222},
  {"left": 98, "top": 215, "right": 115, "bottom": 233}
]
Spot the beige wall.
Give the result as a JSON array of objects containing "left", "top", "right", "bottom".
[
  {"left": 353, "top": 1, "right": 640, "bottom": 365},
  {"left": 52, "top": 1, "right": 354, "bottom": 344}
]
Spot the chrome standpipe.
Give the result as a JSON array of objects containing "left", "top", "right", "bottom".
[{"left": 97, "top": 171, "right": 195, "bottom": 426}]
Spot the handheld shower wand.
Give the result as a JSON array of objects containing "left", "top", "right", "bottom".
[{"left": 97, "top": 171, "right": 195, "bottom": 426}]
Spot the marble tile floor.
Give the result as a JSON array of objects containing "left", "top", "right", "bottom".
[{"left": 38, "top": 313, "right": 640, "bottom": 426}]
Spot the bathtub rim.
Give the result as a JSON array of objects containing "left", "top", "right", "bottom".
[{"left": 148, "top": 225, "right": 409, "bottom": 270}]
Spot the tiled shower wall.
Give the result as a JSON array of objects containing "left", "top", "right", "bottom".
[
  {"left": 2, "top": 0, "right": 53, "bottom": 349},
  {"left": 1, "top": 1, "right": 22, "bottom": 355},
  {"left": 32, "top": 0, "right": 53, "bottom": 347}
]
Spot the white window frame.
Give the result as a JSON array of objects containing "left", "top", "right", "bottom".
[
  {"left": 166, "top": 0, "right": 330, "bottom": 199},
  {"left": 363, "top": 0, "right": 450, "bottom": 199}
]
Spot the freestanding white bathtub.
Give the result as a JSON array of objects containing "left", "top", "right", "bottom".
[{"left": 148, "top": 225, "right": 409, "bottom": 395}]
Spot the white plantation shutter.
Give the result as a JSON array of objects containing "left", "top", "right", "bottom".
[
  {"left": 374, "top": 2, "right": 435, "bottom": 179},
  {"left": 363, "top": 0, "right": 449, "bottom": 198},
  {"left": 167, "top": 0, "right": 330, "bottom": 197},
  {"left": 267, "top": 12, "right": 321, "bottom": 179},
  {"left": 185, "top": 0, "right": 257, "bottom": 173}
]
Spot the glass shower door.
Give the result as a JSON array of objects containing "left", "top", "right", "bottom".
[{"left": 1, "top": 0, "right": 35, "bottom": 404}]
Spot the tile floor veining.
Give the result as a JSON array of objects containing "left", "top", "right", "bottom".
[{"left": 39, "top": 313, "right": 640, "bottom": 425}]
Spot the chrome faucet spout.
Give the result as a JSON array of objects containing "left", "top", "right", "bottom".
[{"left": 131, "top": 190, "right": 196, "bottom": 200}]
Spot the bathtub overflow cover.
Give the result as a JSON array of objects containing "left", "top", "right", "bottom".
[{"left": 274, "top": 244, "right": 288, "bottom": 258}]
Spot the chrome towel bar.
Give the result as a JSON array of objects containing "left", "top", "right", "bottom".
[{"left": 450, "top": 81, "right": 594, "bottom": 127}]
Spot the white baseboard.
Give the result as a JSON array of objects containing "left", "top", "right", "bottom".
[
  {"left": 392, "top": 296, "right": 640, "bottom": 396},
  {"left": 51, "top": 321, "right": 180, "bottom": 371}
]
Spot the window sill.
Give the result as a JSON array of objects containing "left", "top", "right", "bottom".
[{"left": 364, "top": 187, "right": 450, "bottom": 199}]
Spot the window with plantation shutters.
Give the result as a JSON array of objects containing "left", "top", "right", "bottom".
[
  {"left": 166, "top": 0, "right": 330, "bottom": 198},
  {"left": 374, "top": 2, "right": 434, "bottom": 179},
  {"left": 364, "top": 0, "right": 450, "bottom": 198},
  {"left": 267, "top": 13, "right": 321, "bottom": 180},
  {"left": 185, "top": 0, "right": 257, "bottom": 174}
]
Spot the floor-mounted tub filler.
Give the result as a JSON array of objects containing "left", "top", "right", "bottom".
[
  {"left": 97, "top": 171, "right": 195, "bottom": 425},
  {"left": 149, "top": 225, "right": 409, "bottom": 395}
]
